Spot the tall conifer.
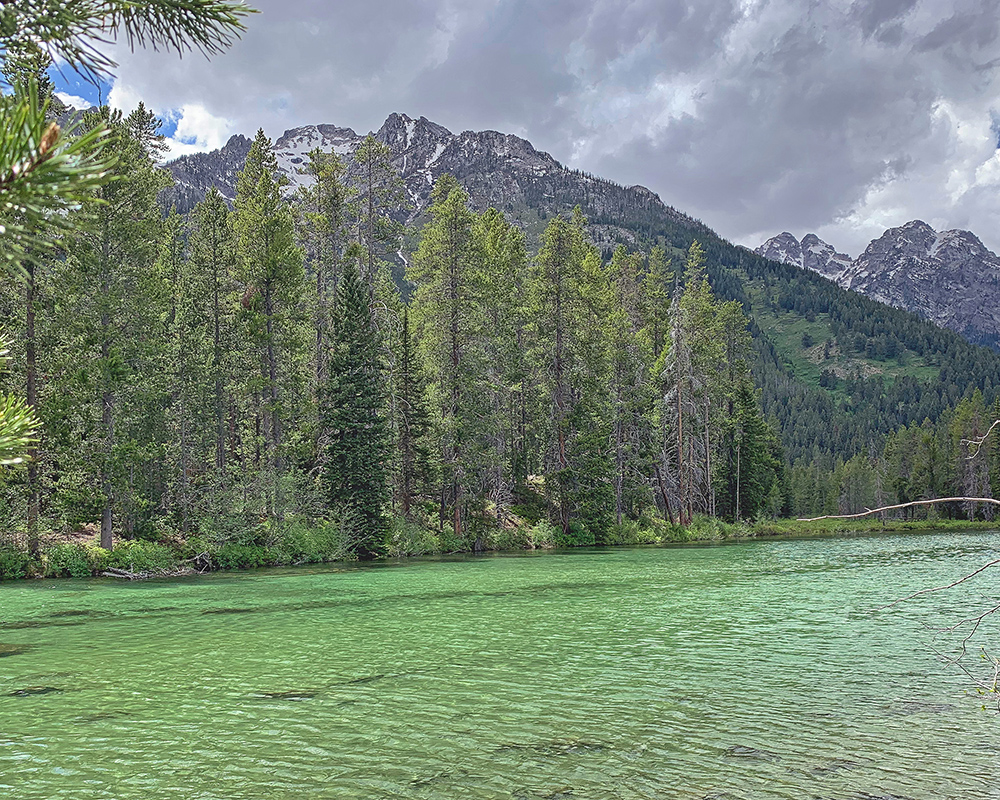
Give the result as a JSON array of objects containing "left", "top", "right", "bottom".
[{"left": 321, "top": 251, "right": 389, "bottom": 557}]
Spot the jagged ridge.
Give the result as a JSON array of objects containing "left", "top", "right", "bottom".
[{"left": 163, "top": 112, "right": 707, "bottom": 254}]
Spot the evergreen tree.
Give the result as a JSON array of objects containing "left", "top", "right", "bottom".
[
  {"left": 395, "top": 306, "right": 435, "bottom": 521},
  {"left": 187, "top": 188, "right": 238, "bottom": 474},
  {"left": 714, "top": 374, "right": 783, "bottom": 521},
  {"left": 528, "top": 209, "right": 613, "bottom": 536},
  {"left": 470, "top": 207, "right": 531, "bottom": 523},
  {"left": 59, "top": 105, "right": 171, "bottom": 549},
  {"left": 295, "top": 148, "right": 352, "bottom": 390},
  {"left": 321, "top": 252, "right": 389, "bottom": 557},
  {"left": 231, "top": 129, "right": 304, "bottom": 495},
  {"left": 608, "top": 247, "right": 653, "bottom": 523},
  {"left": 353, "top": 134, "right": 406, "bottom": 288},
  {"left": 409, "top": 174, "right": 481, "bottom": 540}
]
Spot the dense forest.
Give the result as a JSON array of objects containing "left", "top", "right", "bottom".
[
  {"left": 4, "top": 21, "right": 1000, "bottom": 576},
  {"left": 0, "top": 80, "right": 788, "bottom": 562}
]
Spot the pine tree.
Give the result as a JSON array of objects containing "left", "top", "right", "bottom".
[
  {"left": 714, "top": 374, "right": 783, "bottom": 521},
  {"left": 607, "top": 247, "right": 653, "bottom": 524},
  {"left": 395, "top": 306, "right": 434, "bottom": 520},
  {"left": 473, "top": 207, "right": 531, "bottom": 518},
  {"left": 60, "top": 105, "right": 171, "bottom": 549},
  {"left": 353, "top": 134, "right": 406, "bottom": 288},
  {"left": 528, "top": 209, "right": 613, "bottom": 536},
  {"left": 409, "top": 174, "right": 479, "bottom": 540},
  {"left": 321, "top": 252, "right": 389, "bottom": 557},
  {"left": 187, "top": 188, "right": 238, "bottom": 473},
  {"left": 231, "top": 129, "right": 304, "bottom": 495},
  {"left": 295, "top": 148, "right": 352, "bottom": 391}
]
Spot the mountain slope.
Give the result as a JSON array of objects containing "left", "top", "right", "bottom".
[
  {"left": 165, "top": 112, "right": 707, "bottom": 254},
  {"left": 842, "top": 220, "right": 1000, "bottom": 349}
]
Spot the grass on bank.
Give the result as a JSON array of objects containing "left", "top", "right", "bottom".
[{"left": 1, "top": 511, "right": 996, "bottom": 582}]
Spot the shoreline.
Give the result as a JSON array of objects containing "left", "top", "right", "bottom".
[{"left": 2, "top": 515, "right": 997, "bottom": 583}]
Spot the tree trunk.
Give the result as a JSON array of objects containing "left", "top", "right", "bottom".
[
  {"left": 25, "top": 263, "right": 39, "bottom": 556},
  {"left": 264, "top": 280, "right": 281, "bottom": 475},
  {"left": 213, "top": 257, "right": 225, "bottom": 471},
  {"left": 100, "top": 384, "right": 114, "bottom": 551}
]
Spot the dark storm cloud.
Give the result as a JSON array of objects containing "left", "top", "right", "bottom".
[{"left": 107, "top": 0, "right": 1000, "bottom": 254}]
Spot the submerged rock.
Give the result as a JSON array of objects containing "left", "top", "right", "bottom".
[
  {"left": 9, "top": 686, "right": 62, "bottom": 697},
  {"left": 851, "top": 793, "right": 918, "bottom": 800},
  {"left": 202, "top": 607, "right": 257, "bottom": 615},
  {"left": 497, "top": 739, "right": 607, "bottom": 757},
  {"left": 811, "top": 758, "right": 862, "bottom": 775},
  {"left": 723, "top": 744, "right": 781, "bottom": 761},
  {"left": 254, "top": 690, "right": 316, "bottom": 701},
  {"left": 0, "top": 643, "right": 33, "bottom": 658}
]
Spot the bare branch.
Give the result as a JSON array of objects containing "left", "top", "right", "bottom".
[
  {"left": 876, "top": 559, "right": 1000, "bottom": 611},
  {"left": 961, "top": 418, "right": 1000, "bottom": 459}
]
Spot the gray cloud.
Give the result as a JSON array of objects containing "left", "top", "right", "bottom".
[{"left": 107, "top": 0, "right": 1000, "bottom": 255}]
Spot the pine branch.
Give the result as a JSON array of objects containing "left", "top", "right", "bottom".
[{"left": 1, "top": 1, "right": 256, "bottom": 83}]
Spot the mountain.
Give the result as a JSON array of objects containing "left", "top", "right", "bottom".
[
  {"left": 165, "top": 133, "right": 251, "bottom": 213},
  {"left": 841, "top": 221, "right": 1000, "bottom": 350},
  {"left": 162, "top": 112, "right": 1000, "bottom": 463},
  {"left": 757, "top": 222, "right": 1000, "bottom": 349},
  {"left": 164, "top": 112, "right": 705, "bottom": 255},
  {"left": 756, "top": 232, "right": 852, "bottom": 281}
]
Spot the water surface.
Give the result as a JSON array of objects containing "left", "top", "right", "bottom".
[{"left": 1, "top": 532, "right": 998, "bottom": 799}]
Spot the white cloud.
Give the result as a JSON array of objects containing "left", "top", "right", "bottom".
[
  {"left": 107, "top": 81, "right": 144, "bottom": 116},
  {"left": 54, "top": 91, "right": 91, "bottom": 110},
  {"left": 162, "top": 104, "right": 233, "bottom": 160}
]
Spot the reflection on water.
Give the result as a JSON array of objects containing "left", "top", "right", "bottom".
[{"left": 1, "top": 532, "right": 998, "bottom": 799}]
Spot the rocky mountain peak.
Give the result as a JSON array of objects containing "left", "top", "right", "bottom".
[
  {"left": 377, "top": 113, "right": 452, "bottom": 152},
  {"left": 756, "top": 232, "right": 802, "bottom": 267},
  {"left": 755, "top": 232, "right": 850, "bottom": 281},
  {"left": 759, "top": 220, "right": 1000, "bottom": 349}
]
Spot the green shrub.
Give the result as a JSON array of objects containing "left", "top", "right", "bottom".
[
  {"left": 438, "top": 522, "right": 467, "bottom": 553},
  {"left": 0, "top": 545, "right": 34, "bottom": 580},
  {"left": 557, "top": 520, "right": 596, "bottom": 548},
  {"left": 83, "top": 544, "right": 109, "bottom": 573},
  {"left": 212, "top": 543, "right": 271, "bottom": 571},
  {"left": 105, "top": 540, "right": 177, "bottom": 573},
  {"left": 485, "top": 525, "right": 535, "bottom": 551},
  {"left": 44, "top": 543, "right": 93, "bottom": 578},
  {"left": 599, "top": 519, "right": 660, "bottom": 546},
  {"left": 385, "top": 519, "right": 439, "bottom": 557}
]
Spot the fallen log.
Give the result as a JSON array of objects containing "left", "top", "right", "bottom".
[
  {"left": 798, "top": 496, "right": 1000, "bottom": 522},
  {"left": 101, "top": 565, "right": 197, "bottom": 581}
]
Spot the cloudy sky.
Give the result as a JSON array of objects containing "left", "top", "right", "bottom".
[{"left": 56, "top": 0, "right": 1000, "bottom": 256}]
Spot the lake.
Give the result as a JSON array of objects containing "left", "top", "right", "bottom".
[{"left": 1, "top": 531, "right": 998, "bottom": 799}]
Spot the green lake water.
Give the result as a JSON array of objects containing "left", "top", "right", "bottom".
[{"left": 1, "top": 532, "right": 999, "bottom": 799}]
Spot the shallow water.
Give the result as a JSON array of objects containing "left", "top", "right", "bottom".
[{"left": 1, "top": 532, "right": 999, "bottom": 799}]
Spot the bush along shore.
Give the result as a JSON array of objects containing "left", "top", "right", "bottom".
[{"left": 2, "top": 512, "right": 996, "bottom": 581}]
